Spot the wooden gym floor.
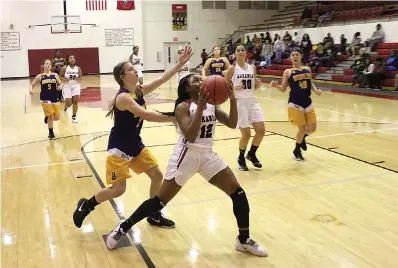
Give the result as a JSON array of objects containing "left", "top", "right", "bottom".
[{"left": 2, "top": 74, "right": 398, "bottom": 268}]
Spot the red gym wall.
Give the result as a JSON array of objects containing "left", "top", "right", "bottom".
[{"left": 27, "top": 47, "right": 100, "bottom": 77}]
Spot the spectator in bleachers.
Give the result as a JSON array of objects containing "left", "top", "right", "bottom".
[
  {"left": 244, "top": 36, "right": 252, "bottom": 49},
  {"left": 292, "top": 32, "right": 300, "bottom": 46},
  {"left": 339, "top": 34, "right": 347, "bottom": 55},
  {"left": 274, "top": 36, "right": 283, "bottom": 63},
  {"left": 261, "top": 39, "right": 273, "bottom": 67},
  {"left": 308, "top": 42, "right": 326, "bottom": 71},
  {"left": 359, "top": 41, "right": 371, "bottom": 56},
  {"left": 264, "top": 32, "right": 272, "bottom": 44},
  {"left": 317, "top": 6, "right": 334, "bottom": 26},
  {"left": 361, "top": 57, "right": 386, "bottom": 90},
  {"left": 346, "top": 32, "right": 362, "bottom": 57},
  {"left": 323, "top": 33, "right": 334, "bottom": 48},
  {"left": 273, "top": 34, "right": 279, "bottom": 44},
  {"left": 350, "top": 51, "right": 371, "bottom": 86},
  {"left": 283, "top": 31, "right": 292, "bottom": 47},
  {"left": 386, "top": 50, "right": 398, "bottom": 71},
  {"left": 320, "top": 44, "right": 337, "bottom": 68},
  {"left": 300, "top": 34, "right": 313, "bottom": 64},
  {"left": 366, "top": 24, "right": 385, "bottom": 51},
  {"left": 301, "top": 6, "right": 313, "bottom": 27},
  {"left": 252, "top": 34, "right": 259, "bottom": 44},
  {"left": 259, "top": 33, "right": 265, "bottom": 43}
]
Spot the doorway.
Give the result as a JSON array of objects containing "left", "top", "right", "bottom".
[{"left": 163, "top": 42, "right": 190, "bottom": 70}]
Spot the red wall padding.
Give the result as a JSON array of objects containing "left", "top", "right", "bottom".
[{"left": 28, "top": 47, "right": 99, "bottom": 77}]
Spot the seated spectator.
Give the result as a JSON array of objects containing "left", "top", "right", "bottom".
[
  {"left": 361, "top": 58, "right": 387, "bottom": 90},
  {"left": 274, "top": 36, "right": 283, "bottom": 63},
  {"left": 300, "top": 34, "right": 312, "bottom": 64},
  {"left": 358, "top": 41, "right": 371, "bottom": 56},
  {"left": 323, "top": 33, "right": 334, "bottom": 48},
  {"left": 386, "top": 50, "right": 398, "bottom": 71},
  {"left": 351, "top": 51, "right": 371, "bottom": 86},
  {"left": 261, "top": 39, "right": 273, "bottom": 67},
  {"left": 283, "top": 31, "right": 292, "bottom": 47},
  {"left": 292, "top": 32, "right": 300, "bottom": 46},
  {"left": 320, "top": 45, "right": 337, "bottom": 67},
  {"left": 317, "top": 6, "right": 334, "bottom": 26},
  {"left": 308, "top": 43, "right": 326, "bottom": 71},
  {"left": 301, "top": 7, "right": 313, "bottom": 27},
  {"left": 339, "top": 34, "right": 347, "bottom": 55},
  {"left": 366, "top": 24, "right": 385, "bottom": 51},
  {"left": 346, "top": 32, "right": 361, "bottom": 57}
]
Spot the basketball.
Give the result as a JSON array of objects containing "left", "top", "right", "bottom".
[{"left": 203, "top": 75, "right": 229, "bottom": 105}]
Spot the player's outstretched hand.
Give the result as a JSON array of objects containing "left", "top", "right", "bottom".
[{"left": 178, "top": 46, "right": 193, "bottom": 64}]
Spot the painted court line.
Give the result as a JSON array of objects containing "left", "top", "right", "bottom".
[
  {"left": 3, "top": 126, "right": 396, "bottom": 171},
  {"left": 1, "top": 160, "right": 85, "bottom": 171},
  {"left": 167, "top": 172, "right": 395, "bottom": 208}
]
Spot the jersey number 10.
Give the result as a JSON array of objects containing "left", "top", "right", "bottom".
[
  {"left": 241, "top": 79, "right": 252, "bottom": 90},
  {"left": 200, "top": 124, "right": 213, "bottom": 138}
]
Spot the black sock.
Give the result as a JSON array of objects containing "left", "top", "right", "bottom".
[
  {"left": 248, "top": 145, "right": 259, "bottom": 156},
  {"left": 49, "top": 128, "right": 54, "bottom": 135},
  {"left": 87, "top": 195, "right": 99, "bottom": 210},
  {"left": 120, "top": 196, "right": 165, "bottom": 231},
  {"left": 239, "top": 149, "right": 246, "bottom": 159},
  {"left": 230, "top": 187, "right": 250, "bottom": 244},
  {"left": 72, "top": 114, "right": 76, "bottom": 118},
  {"left": 303, "top": 134, "right": 308, "bottom": 141},
  {"left": 295, "top": 143, "right": 301, "bottom": 151}
]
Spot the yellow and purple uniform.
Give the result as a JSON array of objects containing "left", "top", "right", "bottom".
[
  {"left": 287, "top": 67, "right": 316, "bottom": 126},
  {"left": 209, "top": 57, "right": 227, "bottom": 76},
  {"left": 40, "top": 72, "right": 60, "bottom": 116},
  {"left": 106, "top": 88, "right": 158, "bottom": 185}
]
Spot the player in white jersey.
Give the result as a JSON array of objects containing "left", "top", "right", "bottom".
[
  {"left": 59, "top": 55, "right": 82, "bottom": 123},
  {"left": 129, "top": 46, "right": 144, "bottom": 85},
  {"left": 225, "top": 45, "right": 265, "bottom": 171},
  {"left": 176, "top": 48, "right": 190, "bottom": 84},
  {"left": 104, "top": 74, "right": 268, "bottom": 257}
]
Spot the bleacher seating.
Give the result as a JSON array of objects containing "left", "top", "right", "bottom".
[
  {"left": 257, "top": 42, "right": 398, "bottom": 89},
  {"left": 293, "top": 1, "right": 398, "bottom": 26},
  {"left": 330, "top": 42, "right": 398, "bottom": 87}
]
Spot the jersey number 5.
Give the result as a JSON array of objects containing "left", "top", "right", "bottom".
[
  {"left": 241, "top": 79, "right": 252, "bottom": 90},
  {"left": 200, "top": 124, "right": 213, "bottom": 138}
]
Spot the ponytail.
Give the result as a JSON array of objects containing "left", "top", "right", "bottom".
[{"left": 106, "top": 60, "right": 129, "bottom": 119}]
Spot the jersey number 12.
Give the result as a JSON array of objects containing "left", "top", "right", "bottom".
[{"left": 200, "top": 124, "right": 213, "bottom": 138}]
